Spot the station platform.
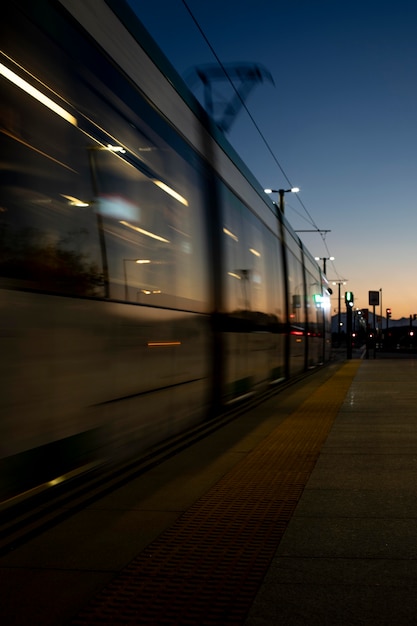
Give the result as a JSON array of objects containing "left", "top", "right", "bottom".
[{"left": 1, "top": 354, "right": 417, "bottom": 625}]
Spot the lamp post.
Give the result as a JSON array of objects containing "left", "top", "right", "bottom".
[
  {"left": 264, "top": 187, "right": 299, "bottom": 214},
  {"left": 331, "top": 280, "right": 347, "bottom": 347},
  {"left": 315, "top": 256, "right": 334, "bottom": 275},
  {"left": 379, "top": 287, "right": 383, "bottom": 345},
  {"left": 264, "top": 187, "right": 299, "bottom": 379}
]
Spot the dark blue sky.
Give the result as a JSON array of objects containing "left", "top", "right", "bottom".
[{"left": 128, "top": 0, "right": 417, "bottom": 319}]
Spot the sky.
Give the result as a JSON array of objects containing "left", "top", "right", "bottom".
[{"left": 127, "top": 0, "right": 417, "bottom": 320}]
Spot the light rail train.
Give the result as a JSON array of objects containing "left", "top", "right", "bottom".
[{"left": 1, "top": 0, "right": 331, "bottom": 506}]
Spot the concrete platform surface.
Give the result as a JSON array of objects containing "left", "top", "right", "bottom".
[{"left": 246, "top": 357, "right": 417, "bottom": 625}]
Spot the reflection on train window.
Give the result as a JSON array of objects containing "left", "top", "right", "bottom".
[
  {"left": 222, "top": 185, "right": 284, "bottom": 324},
  {"left": 91, "top": 145, "right": 208, "bottom": 311},
  {"left": 304, "top": 258, "right": 323, "bottom": 332},
  {"left": 264, "top": 229, "right": 285, "bottom": 327},
  {"left": 286, "top": 237, "right": 306, "bottom": 329},
  {"left": 222, "top": 189, "right": 247, "bottom": 314},
  {"left": 0, "top": 70, "right": 104, "bottom": 297}
]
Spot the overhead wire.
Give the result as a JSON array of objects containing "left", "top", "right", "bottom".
[{"left": 181, "top": 0, "right": 343, "bottom": 278}]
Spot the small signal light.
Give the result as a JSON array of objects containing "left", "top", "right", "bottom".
[{"left": 345, "top": 291, "right": 354, "bottom": 307}]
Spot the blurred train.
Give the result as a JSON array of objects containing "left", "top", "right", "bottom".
[{"left": 1, "top": 0, "right": 332, "bottom": 506}]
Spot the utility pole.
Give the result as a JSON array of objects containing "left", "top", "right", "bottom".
[
  {"left": 330, "top": 280, "right": 347, "bottom": 348},
  {"left": 345, "top": 291, "right": 354, "bottom": 359}
]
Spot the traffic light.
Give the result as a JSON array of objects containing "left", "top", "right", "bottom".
[
  {"left": 345, "top": 291, "right": 354, "bottom": 307},
  {"left": 386, "top": 308, "right": 391, "bottom": 319}
]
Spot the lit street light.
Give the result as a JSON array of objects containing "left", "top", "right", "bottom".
[
  {"left": 264, "top": 187, "right": 299, "bottom": 214},
  {"left": 315, "top": 256, "right": 334, "bottom": 274}
]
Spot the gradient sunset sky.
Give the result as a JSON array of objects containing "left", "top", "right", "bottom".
[{"left": 128, "top": 0, "right": 417, "bottom": 320}]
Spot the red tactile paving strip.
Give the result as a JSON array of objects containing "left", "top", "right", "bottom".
[{"left": 72, "top": 362, "right": 360, "bottom": 625}]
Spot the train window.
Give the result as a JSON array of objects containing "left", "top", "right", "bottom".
[
  {"left": 286, "top": 237, "right": 307, "bottom": 330},
  {"left": 265, "top": 230, "right": 286, "bottom": 330},
  {"left": 304, "top": 257, "right": 324, "bottom": 365},
  {"left": 0, "top": 61, "right": 105, "bottom": 297},
  {"left": 91, "top": 144, "right": 209, "bottom": 311},
  {"left": 222, "top": 189, "right": 253, "bottom": 315},
  {"left": 222, "top": 190, "right": 243, "bottom": 314},
  {"left": 245, "top": 210, "right": 268, "bottom": 316},
  {"left": 221, "top": 185, "right": 284, "bottom": 325},
  {"left": 304, "top": 258, "right": 323, "bottom": 330},
  {"left": 221, "top": 185, "right": 286, "bottom": 391}
]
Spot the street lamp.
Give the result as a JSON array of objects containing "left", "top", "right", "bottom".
[
  {"left": 315, "top": 256, "right": 334, "bottom": 274},
  {"left": 331, "top": 280, "right": 347, "bottom": 347},
  {"left": 264, "top": 187, "right": 299, "bottom": 213}
]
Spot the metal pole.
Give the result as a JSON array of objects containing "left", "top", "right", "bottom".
[
  {"left": 373, "top": 304, "right": 376, "bottom": 358},
  {"left": 278, "top": 189, "right": 285, "bottom": 213},
  {"left": 380, "top": 288, "right": 383, "bottom": 348},
  {"left": 337, "top": 282, "right": 341, "bottom": 347},
  {"left": 346, "top": 303, "right": 352, "bottom": 359}
]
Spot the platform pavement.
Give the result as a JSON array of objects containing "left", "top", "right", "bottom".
[
  {"left": 245, "top": 356, "right": 417, "bottom": 625},
  {"left": 1, "top": 356, "right": 417, "bottom": 624}
]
